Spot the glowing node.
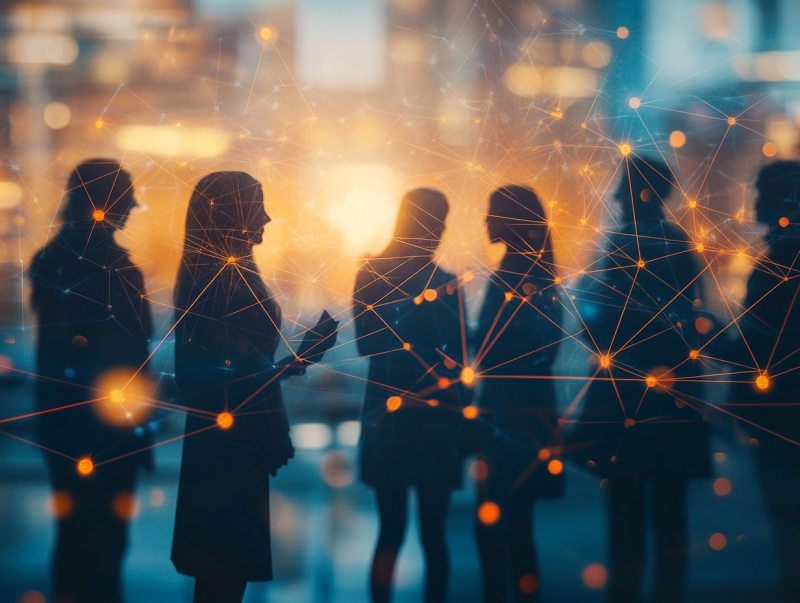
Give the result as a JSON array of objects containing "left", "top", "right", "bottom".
[
  {"left": 547, "top": 459, "right": 563, "bottom": 475},
  {"left": 617, "top": 26, "right": 629, "bottom": 39},
  {"left": 366, "top": 305, "right": 373, "bottom": 311},
  {"left": 696, "top": 243, "right": 705, "bottom": 253},
  {"left": 628, "top": 97, "right": 641, "bottom": 109},
  {"left": 645, "top": 376, "right": 657, "bottom": 388},
  {"left": 688, "top": 199, "right": 697, "bottom": 208},
  {"left": 581, "top": 122, "right": 587, "bottom": 129},
  {"left": 95, "top": 120, "right": 104, "bottom": 129},
  {"left": 727, "top": 117, "right": 736, "bottom": 126},
  {"left": 227, "top": 256, "right": 236, "bottom": 264},
  {"left": 713, "top": 478, "right": 732, "bottom": 496},
  {"left": 780, "top": 217, "right": 789, "bottom": 227},
  {"left": 554, "top": 276, "right": 562, "bottom": 285},
  {"left": 423, "top": 288, "right": 438, "bottom": 302},
  {"left": 599, "top": 355, "right": 610, "bottom": 368},
  {"left": 92, "top": 210, "right": 105, "bottom": 221},
  {"left": 519, "top": 574, "right": 538, "bottom": 594},
  {"left": 426, "top": 399, "right": 439, "bottom": 407},
  {"left": 461, "top": 366, "right": 475, "bottom": 385},
  {"left": 403, "top": 342, "right": 411, "bottom": 351},
  {"left": 217, "top": 412, "right": 233, "bottom": 429},
  {"left": 466, "top": 161, "right": 473, "bottom": 168},
  {"left": 463, "top": 271, "right": 474, "bottom": 282},
  {"left": 580, "top": 218, "right": 586, "bottom": 225},
  {"left": 637, "top": 260, "right": 645, "bottom": 268},
  {"left": 538, "top": 448, "right": 551, "bottom": 461},
  {"left": 413, "top": 295, "right": 423, "bottom": 305},
  {"left": 386, "top": 396, "right": 402, "bottom": 412},
  {"left": 763, "top": 142, "right": 778, "bottom": 157},
  {"left": 583, "top": 563, "right": 609, "bottom": 589},
  {"left": 109, "top": 389, "right": 125, "bottom": 404},
  {"left": 438, "top": 377, "right": 451, "bottom": 389},
  {"left": 619, "top": 143, "right": 631, "bottom": 156},
  {"left": 709, "top": 533, "right": 727, "bottom": 550},
  {"left": 690, "top": 350, "right": 699, "bottom": 360},
  {"left": 695, "top": 317, "right": 713, "bottom": 334},
  {"left": 463, "top": 405, "right": 479, "bottom": 420},
  {"left": 504, "top": 291, "right": 514, "bottom": 302},
  {"left": 77, "top": 458, "right": 94, "bottom": 476},
  {"left": 260, "top": 27, "right": 272, "bottom": 41},
  {"left": 478, "top": 501, "right": 501, "bottom": 525},
  {"left": 669, "top": 130, "right": 686, "bottom": 148},
  {"left": 756, "top": 374, "right": 769, "bottom": 390}
]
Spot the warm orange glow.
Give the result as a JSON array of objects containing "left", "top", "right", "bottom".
[
  {"left": 109, "top": 389, "right": 125, "bottom": 404},
  {"left": 72, "top": 335, "right": 87, "bottom": 348},
  {"left": 463, "top": 405, "right": 479, "bottom": 420},
  {"left": 763, "top": 142, "right": 778, "bottom": 157},
  {"left": 696, "top": 243, "right": 704, "bottom": 253},
  {"left": 227, "top": 256, "right": 236, "bottom": 264},
  {"left": 519, "top": 574, "right": 539, "bottom": 594},
  {"left": 688, "top": 199, "right": 697, "bottom": 208},
  {"left": 690, "top": 350, "right": 699, "bottom": 360},
  {"left": 260, "top": 27, "right": 273, "bottom": 41},
  {"left": 217, "top": 412, "right": 234, "bottom": 429},
  {"left": 617, "top": 26, "right": 629, "bottom": 39},
  {"left": 645, "top": 376, "right": 657, "bottom": 388},
  {"left": 478, "top": 501, "right": 501, "bottom": 525},
  {"left": 77, "top": 458, "right": 93, "bottom": 476},
  {"left": 779, "top": 217, "right": 789, "bottom": 227},
  {"left": 599, "top": 355, "right": 610, "bottom": 368},
  {"left": 386, "top": 396, "right": 402, "bottom": 412},
  {"left": 756, "top": 374, "right": 769, "bottom": 390},
  {"left": 438, "top": 377, "right": 450, "bottom": 389},
  {"left": 619, "top": 143, "right": 632, "bottom": 156},
  {"left": 709, "top": 533, "right": 727, "bottom": 550},
  {"left": 463, "top": 271, "right": 474, "bottom": 282},
  {"left": 695, "top": 317, "right": 713, "bottom": 334},
  {"left": 51, "top": 491, "right": 74, "bottom": 519},
  {"left": 461, "top": 366, "right": 475, "bottom": 385},
  {"left": 423, "top": 288, "right": 437, "bottom": 302},
  {"left": 444, "top": 356, "right": 457, "bottom": 369},
  {"left": 538, "top": 448, "right": 552, "bottom": 461},
  {"left": 727, "top": 117, "right": 736, "bottom": 126},
  {"left": 637, "top": 260, "right": 645, "bottom": 268},
  {"left": 624, "top": 418, "right": 636, "bottom": 428},
  {"left": 582, "top": 563, "right": 608, "bottom": 589},
  {"left": 547, "top": 459, "right": 563, "bottom": 475},
  {"left": 403, "top": 342, "right": 411, "bottom": 351},
  {"left": 426, "top": 399, "right": 439, "bottom": 407},
  {"left": 504, "top": 291, "right": 514, "bottom": 302},
  {"left": 628, "top": 97, "right": 641, "bottom": 109},
  {"left": 669, "top": 130, "right": 686, "bottom": 148},
  {"left": 470, "top": 460, "right": 488, "bottom": 480},
  {"left": 93, "top": 210, "right": 105, "bottom": 221},
  {"left": 112, "top": 491, "right": 139, "bottom": 520},
  {"left": 95, "top": 120, "right": 103, "bottom": 129},
  {"left": 713, "top": 478, "right": 732, "bottom": 496}
]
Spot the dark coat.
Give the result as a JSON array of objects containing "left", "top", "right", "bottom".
[
  {"left": 353, "top": 254, "right": 468, "bottom": 489},
  {"left": 568, "top": 218, "right": 711, "bottom": 479},
  {"left": 30, "top": 235, "right": 153, "bottom": 470},
  {"left": 171, "top": 262, "right": 293, "bottom": 581},
  {"left": 729, "top": 237, "right": 800, "bottom": 448},
  {"left": 475, "top": 258, "right": 565, "bottom": 499}
]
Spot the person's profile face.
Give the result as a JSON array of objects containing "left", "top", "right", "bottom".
[
  {"left": 486, "top": 204, "right": 504, "bottom": 243},
  {"left": 249, "top": 190, "right": 270, "bottom": 247},
  {"left": 102, "top": 172, "right": 136, "bottom": 229}
]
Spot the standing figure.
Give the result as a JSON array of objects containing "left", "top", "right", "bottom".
[
  {"left": 731, "top": 161, "right": 800, "bottom": 603},
  {"left": 353, "top": 188, "right": 468, "bottom": 603},
  {"left": 30, "top": 159, "right": 153, "bottom": 603},
  {"left": 171, "top": 172, "right": 336, "bottom": 603},
  {"left": 474, "top": 186, "right": 565, "bottom": 603},
  {"left": 569, "top": 156, "right": 711, "bottom": 603}
]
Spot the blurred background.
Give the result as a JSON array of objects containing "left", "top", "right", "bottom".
[{"left": 0, "top": 0, "right": 799, "bottom": 601}]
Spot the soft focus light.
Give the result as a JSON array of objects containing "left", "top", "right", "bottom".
[
  {"left": 386, "top": 396, "right": 402, "bottom": 412},
  {"left": 669, "top": 130, "right": 686, "bottom": 148},
  {"left": 616, "top": 27, "right": 629, "bottom": 39},
  {"left": 620, "top": 143, "right": 631, "bottom": 156},
  {"left": 470, "top": 460, "right": 488, "bottom": 480},
  {"left": 548, "top": 459, "right": 563, "bottom": 475},
  {"left": 695, "top": 317, "right": 713, "bottom": 334},
  {"left": 292, "top": 423, "right": 332, "bottom": 449},
  {"left": 149, "top": 487, "right": 166, "bottom": 508},
  {"left": 463, "top": 405, "right": 479, "bottom": 419},
  {"left": 118, "top": 125, "right": 229, "bottom": 159},
  {"left": 423, "top": 288, "right": 437, "bottom": 302},
  {"left": 260, "top": 27, "right": 273, "bottom": 41},
  {"left": 43, "top": 102, "right": 71, "bottom": 129},
  {"left": 77, "top": 458, "right": 94, "bottom": 476},
  {"left": 700, "top": 2, "right": 734, "bottom": 40},
  {"left": 519, "top": 575, "right": 538, "bottom": 594},
  {"left": 0, "top": 182, "right": 21, "bottom": 209},
  {"left": 94, "top": 369, "right": 152, "bottom": 427},
  {"left": 51, "top": 491, "right": 73, "bottom": 519},
  {"left": 9, "top": 33, "right": 79, "bottom": 65},
  {"left": 19, "top": 592, "right": 45, "bottom": 603},
  {"left": 543, "top": 67, "right": 597, "bottom": 97},
  {"left": 628, "top": 97, "right": 641, "bottom": 109},
  {"left": 763, "top": 142, "right": 778, "bottom": 157},
  {"left": 336, "top": 421, "right": 361, "bottom": 446},
  {"left": 504, "top": 63, "right": 541, "bottom": 98},
  {"left": 713, "top": 478, "right": 732, "bottom": 496},
  {"left": 461, "top": 367, "right": 475, "bottom": 385},
  {"left": 112, "top": 491, "right": 139, "bottom": 520},
  {"left": 478, "top": 501, "right": 501, "bottom": 525},
  {"left": 709, "top": 533, "right": 727, "bottom": 550},
  {"left": 582, "top": 563, "right": 608, "bottom": 589},
  {"left": 780, "top": 217, "right": 790, "bottom": 227},
  {"left": 582, "top": 42, "right": 611, "bottom": 68},
  {"left": 217, "top": 412, "right": 233, "bottom": 429},
  {"left": 321, "top": 449, "right": 354, "bottom": 488}
]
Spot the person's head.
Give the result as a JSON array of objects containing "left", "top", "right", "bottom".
[
  {"left": 60, "top": 159, "right": 136, "bottom": 238},
  {"left": 615, "top": 156, "right": 676, "bottom": 221},
  {"left": 486, "top": 185, "right": 551, "bottom": 256},
  {"left": 183, "top": 171, "right": 268, "bottom": 261},
  {"left": 388, "top": 188, "right": 449, "bottom": 254},
  {"left": 754, "top": 161, "right": 800, "bottom": 230}
]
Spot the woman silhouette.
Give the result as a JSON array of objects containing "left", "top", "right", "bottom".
[
  {"left": 353, "top": 188, "right": 468, "bottom": 603},
  {"left": 171, "top": 172, "right": 336, "bottom": 603},
  {"left": 474, "top": 186, "right": 565, "bottom": 602}
]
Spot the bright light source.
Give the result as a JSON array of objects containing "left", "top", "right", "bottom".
[
  {"left": 336, "top": 421, "right": 361, "bottom": 446},
  {"left": 44, "top": 102, "right": 71, "bottom": 129},
  {"left": 292, "top": 423, "right": 332, "bottom": 449},
  {"left": 117, "top": 125, "right": 229, "bottom": 159}
]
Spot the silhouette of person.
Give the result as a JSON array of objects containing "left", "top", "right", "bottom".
[
  {"left": 473, "top": 186, "right": 565, "bottom": 603},
  {"left": 30, "top": 159, "right": 153, "bottom": 603},
  {"left": 730, "top": 161, "right": 800, "bottom": 603},
  {"left": 353, "top": 188, "right": 468, "bottom": 603},
  {"left": 171, "top": 171, "right": 337, "bottom": 603},
  {"left": 569, "top": 156, "right": 711, "bottom": 603}
]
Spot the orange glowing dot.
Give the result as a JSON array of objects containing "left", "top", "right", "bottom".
[
  {"left": 438, "top": 377, "right": 451, "bottom": 389},
  {"left": 709, "top": 533, "right": 727, "bottom": 550},
  {"left": 727, "top": 117, "right": 736, "bottom": 126},
  {"left": 600, "top": 355, "right": 610, "bottom": 368},
  {"left": 51, "top": 491, "right": 74, "bottom": 519},
  {"left": 695, "top": 317, "right": 713, "bottom": 334},
  {"left": 260, "top": 27, "right": 272, "bottom": 40},
  {"left": 95, "top": 120, "right": 104, "bottom": 129},
  {"left": 463, "top": 405, "right": 479, "bottom": 420},
  {"left": 763, "top": 142, "right": 777, "bottom": 157},
  {"left": 646, "top": 376, "right": 657, "bottom": 387},
  {"left": 779, "top": 217, "right": 789, "bottom": 227},
  {"left": 756, "top": 374, "right": 769, "bottom": 390},
  {"left": 478, "top": 501, "right": 501, "bottom": 525},
  {"left": 696, "top": 243, "right": 705, "bottom": 253},
  {"left": 423, "top": 288, "right": 438, "bottom": 302},
  {"left": 617, "top": 26, "right": 629, "bottom": 39},
  {"left": 504, "top": 291, "right": 514, "bottom": 302},
  {"left": 688, "top": 199, "right": 697, "bottom": 208},
  {"left": 413, "top": 295, "right": 423, "bottom": 305},
  {"left": 109, "top": 389, "right": 125, "bottom": 404},
  {"left": 92, "top": 210, "right": 105, "bottom": 221},
  {"left": 538, "top": 448, "right": 552, "bottom": 461},
  {"left": 463, "top": 271, "right": 474, "bottom": 282},
  {"left": 426, "top": 398, "right": 439, "bottom": 407},
  {"left": 713, "top": 478, "right": 732, "bottom": 496},
  {"left": 548, "top": 459, "right": 563, "bottom": 475},
  {"left": 669, "top": 130, "right": 686, "bottom": 148},
  {"left": 637, "top": 260, "right": 645, "bottom": 268},
  {"left": 690, "top": 350, "right": 699, "bottom": 359},
  {"left": 77, "top": 458, "right": 93, "bottom": 476},
  {"left": 582, "top": 563, "right": 608, "bottom": 589},
  {"left": 217, "top": 412, "right": 233, "bottom": 429},
  {"left": 403, "top": 342, "right": 411, "bottom": 351},
  {"left": 581, "top": 122, "right": 587, "bottom": 128},
  {"left": 519, "top": 574, "right": 539, "bottom": 594},
  {"left": 619, "top": 143, "right": 632, "bottom": 156},
  {"left": 386, "top": 396, "right": 402, "bottom": 412},
  {"left": 461, "top": 366, "right": 475, "bottom": 385},
  {"left": 366, "top": 305, "right": 373, "bottom": 311},
  {"left": 628, "top": 97, "right": 641, "bottom": 109},
  {"left": 71, "top": 335, "right": 87, "bottom": 348},
  {"left": 554, "top": 276, "right": 562, "bottom": 284},
  {"left": 227, "top": 256, "right": 236, "bottom": 264},
  {"left": 112, "top": 491, "right": 139, "bottom": 520},
  {"left": 624, "top": 418, "right": 636, "bottom": 428}
]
